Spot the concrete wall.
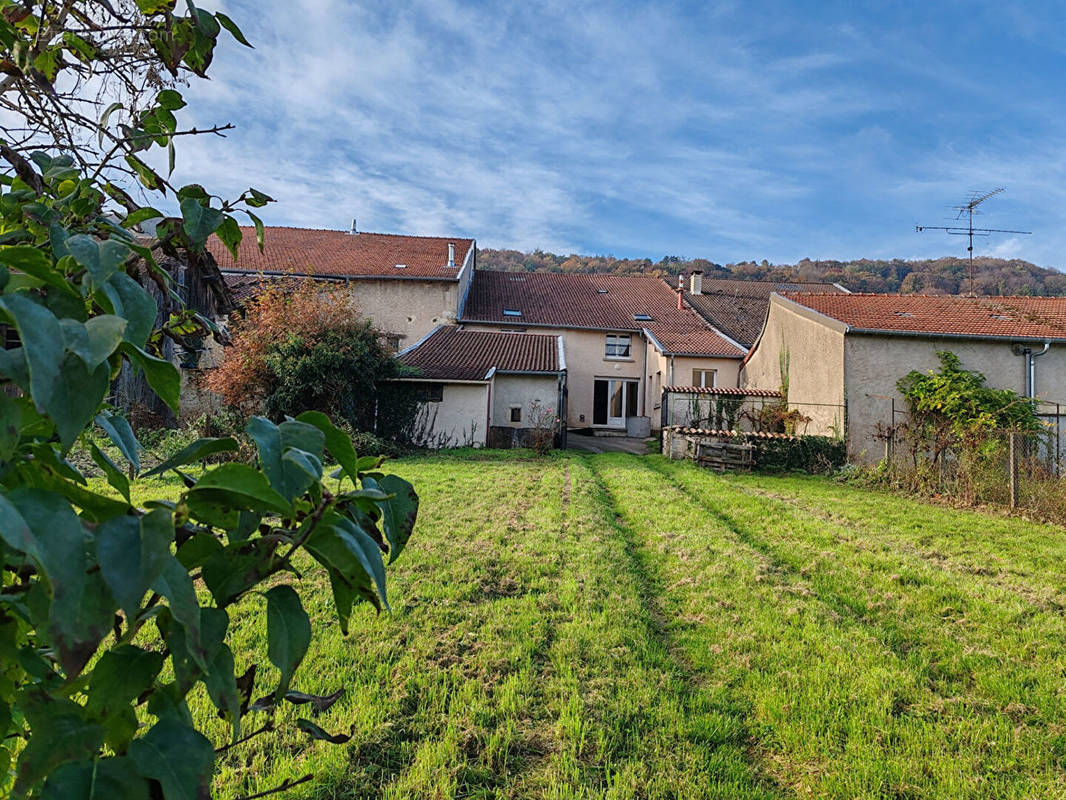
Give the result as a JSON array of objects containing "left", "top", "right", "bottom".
[
  {"left": 412, "top": 382, "right": 488, "bottom": 448},
  {"left": 741, "top": 297, "right": 846, "bottom": 438},
  {"left": 844, "top": 335, "right": 1066, "bottom": 461},
  {"left": 490, "top": 374, "right": 560, "bottom": 427}
]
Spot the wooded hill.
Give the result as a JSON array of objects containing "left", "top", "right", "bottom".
[{"left": 477, "top": 249, "right": 1066, "bottom": 295}]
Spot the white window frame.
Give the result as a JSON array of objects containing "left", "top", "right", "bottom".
[
  {"left": 692, "top": 369, "right": 717, "bottom": 388},
  {"left": 605, "top": 333, "right": 632, "bottom": 359}
]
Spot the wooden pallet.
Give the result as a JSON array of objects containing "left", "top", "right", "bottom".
[{"left": 695, "top": 440, "right": 753, "bottom": 471}]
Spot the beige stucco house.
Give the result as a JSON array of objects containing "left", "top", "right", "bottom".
[
  {"left": 209, "top": 224, "right": 476, "bottom": 351},
  {"left": 458, "top": 271, "right": 745, "bottom": 434},
  {"left": 742, "top": 292, "right": 1066, "bottom": 460},
  {"left": 396, "top": 326, "right": 566, "bottom": 448}
]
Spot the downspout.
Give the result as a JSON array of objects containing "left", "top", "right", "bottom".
[
  {"left": 1030, "top": 341, "right": 1051, "bottom": 398},
  {"left": 640, "top": 334, "right": 648, "bottom": 417}
]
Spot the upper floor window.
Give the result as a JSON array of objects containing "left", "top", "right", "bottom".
[
  {"left": 605, "top": 334, "right": 631, "bottom": 358},
  {"left": 692, "top": 369, "right": 717, "bottom": 388}
]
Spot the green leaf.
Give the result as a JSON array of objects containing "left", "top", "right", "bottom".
[
  {"left": 245, "top": 210, "right": 265, "bottom": 252},
  {"left": 296, "top": 718, "right": 352, "bottom": 744},
  {"left": 97, "top": 509, "right": 172, "bottom": 621},
  {"left": 200, "top": 608, "right": 241, "bottom": 738},
  {"left": 296, "top": 410, "right": 359, "bottom": 484},
  {"left": 305, "top": 512, "right": 389, "bottom": 619},
  {"left": 95, "top": 412, "right": 140, "bottom": 473},
  {"left": 367, "top": 475, "right": 418, "bottom": 564},
  {"left": 136, "top": 0, "right": 176, "bottom": 13},
  {"left": 175, "top": 532, "right": 222, "bottom": 570},
  {"left": 88, "top": 646, "right": 165, "bottom": 716},
  {"left": 101, "top": 272, "right": 157, "bottom": 350},
  {"left": 4, "top": 489, "right": 115, "bottom": 676},
  {"left": 61, "top": 31, "right": 98, "bottom": 62},
  {"left": 98, "top": 101, "right": 125, "bottom": 147},
  {"left": 13, "top": 699, "right": 107, "bottom": 795},
  {"left": 0, "top": 294, "right": 63, "bottom": 412},
  {"left": 152, "top": 556, "right": 208, "bottom": 672},
  {"left": 156, "top": 89, "right": 187, "bottom": 110},
  {"left": 246, "top": 417, "right": 322, "bottom": 501},
  {"left": 123, "top": 207, "right": 164, "bottom": 228},
  {"left": 214, "top": 215, "right": 242, "bottom": 260},
  {"left": 180, "top": 197, "right": 223, "bottom": 251},
  {"left": 124, "top": 154, "right": 162, "bottom": 191},
  {"left": 129, "top": 719, "right": 214, "bottom": 800},
  {"left": 122, "top": 343, "right": 180, "bottom": 413},
  {"left": 48, "top": 353, "right": 111, "bottom": 451},
  {"left": 143, "top": 436, "right": 238, "bottom": 477},
  {"left": 61, "top": 315, "right": 126, "bottom": 369},
  {"left": 0, "top": 246, "right": 73, "bottom": 295},
  {"left": 42, "top": 757, "right": 150, "bottom": 800},
  {"left": 265, "top": 585, "right": 311, "bottom": 698},
  {"left": 90, "top": 443, "right": 130, "bottom": 502},
  {"left": 215, "top": 12, "right": 252, "bottom": 47},
  {"left": 188, "top": 463, "right": 292, "bottom": 516},
  {"left": 201, "top": 539, "right": 279, "bottom": 607},
  {"left": 0, "top": 392, "right": 21, "bottom": 461}
]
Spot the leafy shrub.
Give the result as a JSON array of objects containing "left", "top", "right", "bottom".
[{"left": 753, "top": 436, "right": 846, "bottom": 473}]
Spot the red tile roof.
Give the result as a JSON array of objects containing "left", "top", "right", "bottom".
[
  {"left": 664, "top": 386, "right": 782, "bottom": 397},
  {"left": 399, "top": 326, "right": 561, "bottom": 381},
  {"left": 781, "top": 293, "right": 1066, "bottom": 341},
  {"left": 462, "top": 271, "right": 745, "bottom": 357},
  {"left": 681, "top": 278, "right": 845, "bottom": 348},
  {"left": 207, "top": 227, "right": 474, "bottom": 280}
]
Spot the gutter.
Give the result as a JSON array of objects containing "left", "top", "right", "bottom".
[
  {"left": 221, "top": 268, "right": 459, "bottom": 283},
  {"left": 847, "top": 327, "right": 1066, "bottom": 345},
  {"left": 395, "top": 325, "right": 442, "bottom": 357}
]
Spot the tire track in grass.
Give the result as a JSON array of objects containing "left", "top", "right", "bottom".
[
  {"left": 651, "top": 459, "right": 1066, "bottom": 723},
  {"left": 574, "top": 454, "right": 782, "bottom": 800},
  {"left": 723, "top": 475, "right": 1066, "bottom": 603},
  {"left": 595, "top": 454, "right": 1065, "bottom": 799}
]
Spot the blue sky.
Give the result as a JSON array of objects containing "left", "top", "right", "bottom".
[{"left": 174, "top": 1, "right": 1066, "bottom": 268}]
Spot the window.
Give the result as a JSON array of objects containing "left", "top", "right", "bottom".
[
  {"left": 633, "top": 313, "right": 654, "bottom": 322},
  {"left": 605, "top": 334, "right": 631, "bottom": 358},
  {"left": 502, "top": 308, "right": 522, "bottom": 317},
  {"left": 385, "top": 334, "right": 402, "bottom": 352},
  {"left": 500, "top": 328, "right": 527, "bottom": 333},
  {"left": 510, "top": 406, "right": 522, "bottom": 423},
  {"left": 410, "top": 383, "right": 443, "bottom": 402},
  {"left": 692, "top": 369, "right": 717, "bottom": 388}
]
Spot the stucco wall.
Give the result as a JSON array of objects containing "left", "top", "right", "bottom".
[
  {"left": 741, "top": 298, "right": 846, "bottom": 437},
  {"left": 344, "top": 279, "right": 459, "bottom": 348},
  {"left": 490, "top": 375, "right": 560, "bottom": 427},
  {"left": 645, "top": 345, "right": 742, "bottom": 428},
  {"left": 844, "top": 335, "right": 1066, "bottom": 461},
  {"left": 413, "top": 382, "right": 488, "bottom": 448}
]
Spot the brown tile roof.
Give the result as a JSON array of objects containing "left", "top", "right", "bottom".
[
  {"left": 462, "top": 271, "right": 745, "bottom": 358},
  {"left": 780, "top": 293, "right": 1066, "bottom": 341},
  {"left": 664, "top": 386, "right": 782, "bottom": 397},
  {"left": 681, "top": 278, "right": 845, "bottom": 348},
  {"left": 399, "top": 326, "right": 561, "bottom": 381},
  {"left": 208, "top": 227, "right": 474, "bottom": 280}
]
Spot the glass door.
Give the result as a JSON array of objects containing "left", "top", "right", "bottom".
[
  {"left": 608, "top": 381, "right": 625, "bottom": 427},
  {"left": 595, "top": 379, "right": 639, "bottom": 427}
]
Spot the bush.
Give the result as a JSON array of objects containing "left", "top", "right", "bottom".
[{"left": 753, "top": 436, "right": 847, "bottom": 473}]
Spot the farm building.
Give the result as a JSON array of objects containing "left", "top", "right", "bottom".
[
  {"left": 741, "top": 292, "right": 1066, "bottom": 460},
  {"left": 396, "top": 325, "right": 566, "bottom": 448}
]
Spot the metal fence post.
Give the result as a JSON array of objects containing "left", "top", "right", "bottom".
[{"left": 1009, "top": 432, "right": 1020, "bottom": 509}]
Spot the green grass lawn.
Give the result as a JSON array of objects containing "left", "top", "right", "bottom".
[{"left": 103, "top": 452, "right": 1066, "bottom": 799}]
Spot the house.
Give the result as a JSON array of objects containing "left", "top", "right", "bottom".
[
  {"left": 459, "top": 271, "right": 745, "bottom": 433},
  {"left": 396, "top": 325, "right": 566, "bottom": 448},
  {"left": 741, "top": 292, "right": 1066, "bottom": 460},
  {"left": 678, "top": 272, "right": 847, "bottom": 349},
  {"left": 208, "top": 224, "right": 476, "bottom": 350}
]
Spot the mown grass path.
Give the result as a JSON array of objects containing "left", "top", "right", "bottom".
[{"left": 128, "top": 451, "right": 1066, "bottom": 798}]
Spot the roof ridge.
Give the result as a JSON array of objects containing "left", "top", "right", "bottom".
[{"left": 227, "top": 225, "right": 474, "bottom": 242}]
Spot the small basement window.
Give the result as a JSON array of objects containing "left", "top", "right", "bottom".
[
  {"left": 502, "top": 308, "right": 522, "bottom": 317},
  {"left": 510, "top": 406, "right": 522, "bottom": 423}
]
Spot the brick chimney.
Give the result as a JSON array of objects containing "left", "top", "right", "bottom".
[
  {"left": 677, "top": 274, "right": 683, "bottom": 310},
  {"left": 690, "top": 270, "right": 703, "bottom": 295}
]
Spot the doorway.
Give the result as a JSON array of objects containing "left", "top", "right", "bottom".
[{"left": 593, "top": 379, "right": 638, "bottom": 427}]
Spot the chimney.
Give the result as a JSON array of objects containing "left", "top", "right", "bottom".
[
  {"left": 447, "top": 242, "right": 456, "bottom": 268},
  {"left": 690, "top": 270, "right": 703, "bottom": 295},
  {"left": 348, "top": 218, "right": 357, "bottom": 235},
  {"left": 677, "top": 274, "right": 683, "bottom": 310}
]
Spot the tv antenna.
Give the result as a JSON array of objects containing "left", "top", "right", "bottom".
[{"left": 915, "top": 188, "right": 1030, "bottom": 296}]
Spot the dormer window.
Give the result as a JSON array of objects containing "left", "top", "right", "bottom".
[
  {"left": 634, "top": 314, "right": 654, "bottom": 322},
  {"left": 503, "top": 308, "right": 522, "bottom": 317}
]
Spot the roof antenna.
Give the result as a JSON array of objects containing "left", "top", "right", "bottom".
[{"left": 915, "top": 188, "right": 1030, "bottom": 296}]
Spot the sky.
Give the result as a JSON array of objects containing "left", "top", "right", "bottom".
[{"left": 169, "top": 0, "right": 1066, "bottom": 269}]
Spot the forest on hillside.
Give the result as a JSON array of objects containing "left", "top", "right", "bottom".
[{"left": 477, "top": 248, "right": 1066, "bottom": 296}]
